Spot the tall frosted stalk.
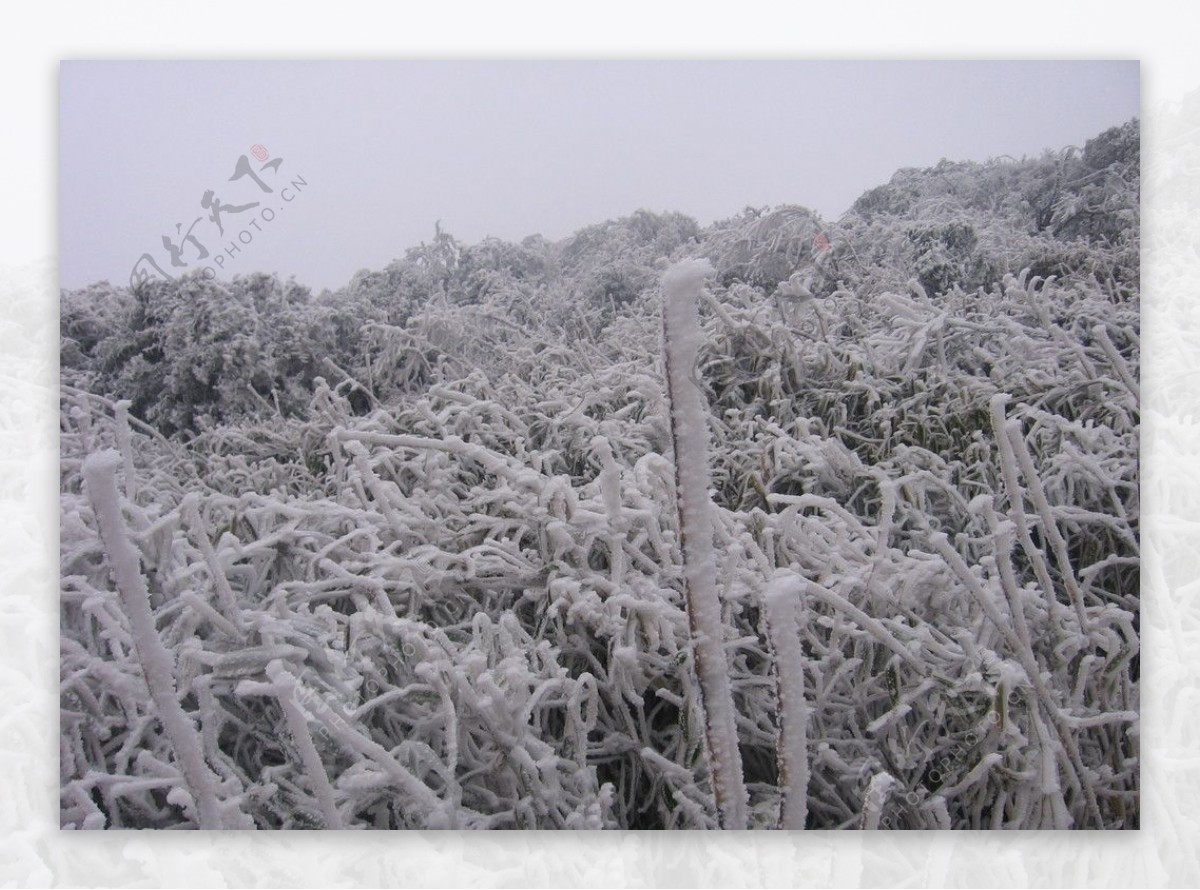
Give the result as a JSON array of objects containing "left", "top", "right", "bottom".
[
  {"left": 762, "top": 574, "right": 809, "bottom": 829},
  {"left": 660, "top": 258, "right": 748, "bottom": 829},
  {"left": 84, "top": 449, "right": 223, "bottom": 829}
]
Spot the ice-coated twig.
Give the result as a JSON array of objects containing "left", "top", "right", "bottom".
[
  {"left": 988, "top": 394, "right": 1077, "bottom": 639},
  {"left": 860, "top": 772, "right": 896, "bottom": 830},
  {"left": 113, "top": 399, "right": 137, "bottom": 503},
  {"left": 181, "top": 493, "right": 245, "bottom": 634},
  {"left": 761, "top": 573, "right": 809, "bottom": 829},
  {"left": 1092, "top": 323, "right": 1139, "bottom": 404},
  {"left": 83, "top": 449, "right": 223, "bottom": 829},
  {"left": 994, "top": 398, "right": 1090, "bottom": 633},
  {"left": 661, "top": 257, "right": 748, "bottom": 830},
  {"left": 264, "top": 661, "right": 343, "bottom": 828}
]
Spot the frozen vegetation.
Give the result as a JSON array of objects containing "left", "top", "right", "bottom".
[{"left": 60, "top": 120, "right": 1139, "bottom": 829}]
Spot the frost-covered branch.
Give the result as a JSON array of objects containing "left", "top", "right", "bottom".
[
  {"left": 661, "top": 258, "right": 748, "bottom": 830},
  {"left": 83, "top": 450, "right": 224, "bottom": 829}
]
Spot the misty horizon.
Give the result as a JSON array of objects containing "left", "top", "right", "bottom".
[{"left": 59, "top": 60, "right": 1138, "bottom": 293}]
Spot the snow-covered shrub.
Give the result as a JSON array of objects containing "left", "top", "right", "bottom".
[
  {"left": 705, "top": 205, "right": 829, "bottom": 291},
  {"left": 61, "top": 119, "right": 1139, "bottom": 830}
]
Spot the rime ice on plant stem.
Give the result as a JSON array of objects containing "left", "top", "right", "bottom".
[
  {"left": 762, "top": 573, "right": 809, "bottom": 830},
  {"left": 592, "top": 435, "right": 627, "bottom": 586},
  {"left": 83, "top": 449, "right": 224, "bottom": 829},
  {"left": 660, "top": 257, "right": 749, "bottom": 830},
  {"left": 861, "top": 772, "right": 896, "bottom": 830}
]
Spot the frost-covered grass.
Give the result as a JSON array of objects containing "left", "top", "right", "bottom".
[{"left": 60, "top": 125, "right": 1139, "bottom": 829}]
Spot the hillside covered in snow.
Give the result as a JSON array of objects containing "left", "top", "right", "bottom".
[{"left": 60, "top": 119, "right": 1139, "bottom": 830}]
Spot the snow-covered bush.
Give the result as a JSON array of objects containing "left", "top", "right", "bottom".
[{"left": 60, "top": 119, "right": 1139, "bottom": 830}]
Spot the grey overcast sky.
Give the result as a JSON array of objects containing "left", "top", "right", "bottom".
[{"left": 59, "top": 60, "right": 1138, "bottom": 293}]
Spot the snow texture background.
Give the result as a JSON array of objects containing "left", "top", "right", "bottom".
[{"left": 3, "top": 20, "right": 1200, "bottom": 890}]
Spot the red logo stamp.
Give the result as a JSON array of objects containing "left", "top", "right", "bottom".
[{"left": 251, "top": 144, "right": 269, "bottom": 162}]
